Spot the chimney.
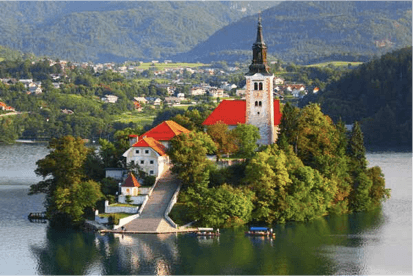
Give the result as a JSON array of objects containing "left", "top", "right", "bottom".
[{"left": 129, "top": 134, "right": 138, "bottom": 146}]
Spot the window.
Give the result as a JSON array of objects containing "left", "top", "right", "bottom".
[
  {"left": 140, "top": 160, "right": 144, "bottom": 165},
  {"left": 259, "top": 101, "right": 262, "bottom": 107},
  {"left": 254, "top": 82, "right": 258, "bottom": 90},
  {"left": 255, "top": 101, "right": 258, "bottom": 106},
  {"left": 257, "top": 112, "right": 260, "bottom": 115},
  {"left": 145, "top": 150, "right": 149, "bottom": 154},
  {"left": 149, "top": 170, "right": 154, "bottom": 175},
  {"left": 150, "top": 160, "right": 154, "bottom": 165},
  {"left": 259, "top": 82, "right": 263, "bottom": 90},
  {"left": 135, "top": 149, "right": 140, "bottom": 154}
]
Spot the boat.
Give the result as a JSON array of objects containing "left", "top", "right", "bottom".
[
  {"left": 196, "top": 227, "right": 220, "bottom": 236},
  {"left": 245, "top": 227, "right": 275, "bottom": 238}
]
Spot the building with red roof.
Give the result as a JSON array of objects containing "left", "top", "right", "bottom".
[
  {"left": 202, "top": 99, "right": 282, "bottom": 127},
  {"left": 202, "top": 16, "right": 282, "bottom": 145},
  {"left": 121, "top": 172, "right": 141, "bottom": 197},
  {"left": 123, "top": 137, "right": 169, "bottom": 178},
  {"left": 137, "top": 120, "right": 191, "bottom": 148}
]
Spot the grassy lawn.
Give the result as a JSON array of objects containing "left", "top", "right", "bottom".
[
  {"left": 137, "top": 62, "right": 208, "bottom": 70},
  {"left": 170, "top": 105, "right": 191, "bottom": 110},
  {"left": 305, "top": 61, "right": 363, "bottom": 67},
  {"left": 109, "top": 203, "right": 139, "bottom": 207},
  {"left": 131, "top": 78, "right": 170, "bottom": 86},
  {"left": 113, "top": 111, "right": 156, "bottom": 126},
  {"left": 98, "top": 213, "right": 135, "bottom": 219}
]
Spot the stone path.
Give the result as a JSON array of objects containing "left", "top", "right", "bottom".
[{"left": 122, "top": 169, "right": 180, "bottom": 233}]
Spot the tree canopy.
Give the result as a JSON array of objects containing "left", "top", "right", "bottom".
[{"left": 29, "top": 136, "right": 103, "bottom": 226}]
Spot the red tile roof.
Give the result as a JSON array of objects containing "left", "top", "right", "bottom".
[
  {"left": 140, "top": 120, "right": 190, "bottom": 141},
  {"left": 131, "top": 137, "right": 167, "bottom": 156},
  {"left": 202, "top": 99, "right": 282, "bottom": 126},
  {"left": 122, "top": 173, "right": 141, "bottom": 188},
  {"left": 202, "top": 100, "right": 246, "bottom": 125}
]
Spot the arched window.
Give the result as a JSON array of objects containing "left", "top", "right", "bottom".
[
  {"left": 259, "top": 101, "right": 262, "bottom": 106},
  {"left": 254, "top": 82, "right": 258, "bottom": 90},
  {"left": 255, "top": 101, "right": 258, "bottom": 106},
  {"left": 259, "top": 82, "right": 263, "bottom": 90}
]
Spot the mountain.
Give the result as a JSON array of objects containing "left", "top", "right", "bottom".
[
  {"left": 0, "top": 1, "right": 279, "bottom": 63},
  {"left": 300, "top": 46, "right": 412, "bottom": 148},
  {"left": 175, "top": 1, "right": 412, "bottom": 64}
]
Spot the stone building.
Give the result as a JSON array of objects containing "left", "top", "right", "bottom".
[{"left": 202, "top": 15, "right": 281, "bottom": 145}]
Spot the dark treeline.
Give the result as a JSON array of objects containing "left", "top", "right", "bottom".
[{"left": 300, "top": 47, "right": 412, "bottom": 149}]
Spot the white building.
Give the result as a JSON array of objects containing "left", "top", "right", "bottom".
[{"left": 122, "top": 137, "right": 169, "bottom": 178}]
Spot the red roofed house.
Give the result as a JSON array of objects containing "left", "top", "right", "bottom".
[
  {"left": 0, "top": 101, "right": 15, "bottom": 111},
  {"left": 202, "top": 16, "right": 282, "bottom": 145},
  {"left": 122, "top": 137, "right": 169, "bottom": 178},
  {"left": 121, "top": 172, "right": 141, "bottom": 197},
  {"left": 137, "top": 120, "right": 191, "bottom": 148}
]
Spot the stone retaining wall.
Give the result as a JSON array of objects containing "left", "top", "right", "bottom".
[{"left": 104, "top": 200, "right": 140, "bottom": 214}]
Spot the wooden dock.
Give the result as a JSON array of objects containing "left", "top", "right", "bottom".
[{"left": 99, "top": 228, "right": 198, "bottom": 235}]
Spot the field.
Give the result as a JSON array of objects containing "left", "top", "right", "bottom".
[
  {"left": 137, "top": 62, "right": 208, "bottom": 70},
  {"left": 305, "top": 61, "right": 364, "bottom": 67},
  {"left": 113, "top": 111, "right": 156, "bottom": 126}
]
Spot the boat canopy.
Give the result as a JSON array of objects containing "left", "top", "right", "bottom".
[
  {"left": 198, "top": 227, "right": 214, "bottom": 231},
  {"left": 250, "top": 227, "right": 268, "bottom": 231}
]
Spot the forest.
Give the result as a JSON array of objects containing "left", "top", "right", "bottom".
[
  {"left": 300, "top": 47, "right": 412, "bottom": 149},
  {"left": 167, "top": 103, "right": 390, "bottom": 227}
]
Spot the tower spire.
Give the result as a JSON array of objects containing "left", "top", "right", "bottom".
[{"left": 247, "top": 13, "right": 271, "bottom": 76}]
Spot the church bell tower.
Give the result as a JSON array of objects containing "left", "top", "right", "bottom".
[{"left": 245, "top": 14, "right": 275, "bottom": 145}]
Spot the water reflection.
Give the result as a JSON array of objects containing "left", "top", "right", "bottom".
[{"left": 30, "top": 206, "right": 387, "bottom": 275}]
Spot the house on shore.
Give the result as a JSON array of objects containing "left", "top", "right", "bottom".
[{"left": 122, "top": 120, "right": 191, "bottom": 178}]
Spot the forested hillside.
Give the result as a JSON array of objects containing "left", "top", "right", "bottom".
[
  {"left": 300, "top": 47, "right": 412, "bottom": 149},
  {"left": 0, "top": 1, "right": 278, "bottom": 63},
  {"left": 177, "top": 1, "right": 411, "bottom": 64}
]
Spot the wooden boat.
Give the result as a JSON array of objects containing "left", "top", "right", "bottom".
[
  {"left": 196, "top": 227, "right": 220, "bottom": 236},
  {"left": 245, "top": 227, "right": 276, "bottom": 238}
]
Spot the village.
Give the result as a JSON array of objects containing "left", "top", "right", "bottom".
[{"left": 0, "top": 56, "right": 318, "bottom": 118}]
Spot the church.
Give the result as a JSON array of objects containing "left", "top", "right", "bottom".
[{"left": 202, "top": 16, "right": 282, "bottom": 145}]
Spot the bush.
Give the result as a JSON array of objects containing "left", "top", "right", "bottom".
[
  {"left": 144, "top": 175, "right": 156, "bottom": 186},
  {"left": 125, "top": 195, "right": 133, "bottom": 205},
  {"left": 108, "top": 214, "right": 120, "bottom": 226}
]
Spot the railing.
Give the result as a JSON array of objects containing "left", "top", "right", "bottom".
[{"left": 164, "top": 183, "right": 182, "bottom": 229}]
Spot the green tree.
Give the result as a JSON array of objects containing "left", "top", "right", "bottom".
[
  {"left": 189, "top": 184, "right": 254, "bottom": 228},
  {"left": 29, "top": 136, "right": 103, "bottom": 226},
  {"left": 233, "top": 123, "right": 260, "bottom": 158},
  {"left": 347, "top": 121, "right": 367, "bottom": 173},
  {"left": 206, "top": 122, "right": 238, "bottom": 161},
  {"left": 168, "top": 131, "right": 217, "bottom": 187}
]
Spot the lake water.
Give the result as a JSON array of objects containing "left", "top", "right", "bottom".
[{"left": 0, "top": 143, "right": 411, "bottom": 275}]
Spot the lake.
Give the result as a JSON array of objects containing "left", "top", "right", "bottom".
[{"left": 0, "top": 143, "right": 411, "bottom": 275}]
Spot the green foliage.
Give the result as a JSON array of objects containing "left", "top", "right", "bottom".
[
  {"left": 143, "top": 175, "right": 156, "bottom": 187},
  {"left": 168, "top": 131, "right": 216, "bottom": 187},
  {"left": 206, "top": 123, "right": 238, "bottom": 160},
  {"left": 245, "top": 144, "right": 337, "bottom": 224},
  {"left": 232, "top": 124, "right": 260, "bottom": 158},
  {"left": 304, "top": 47, "right": 412, "bottom": 148},
  {"left": 29, "top": 136, "right": 103, "bottom": 226},
  {"left": 182, "top": 184, "right": 254, "bottom": 228},
  {"left": 108, "top": 214, "right": 120, "bottom": 226},
  {"left": 347, "top": 121, "right": 367, "bottom": 173},
  {"left": 125, "top": 195, "right": 133, "bottom": 205},
  {"left": 0, "top": 117, "right": 20, "bottom": 144}
]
